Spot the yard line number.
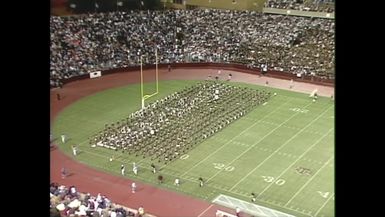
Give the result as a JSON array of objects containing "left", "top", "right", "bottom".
[
  {"left": 261, "top": 176, "right": 286, "bottom": 185},
  {"left": 317, "top": 191, "right": 331, "bottom": 198},
  {"left": 289, "top": 108, "right": 309, "bottom": 113},
  {"left": 213, "top": 163, "right": 235, "bottom": 171},
  {"left": 180, "top": 154, "right": 189, "bottom": 160}
]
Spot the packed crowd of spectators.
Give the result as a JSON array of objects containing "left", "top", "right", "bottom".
[
  {"left": 178, "top": 9, "right": 334, "bottom": 78},
  {"left": 90, "top": 81, "right": 270, "bottom": 163},
  {"left": 50, "top": 183, "right": 147, "bottom": 217},
  {"left": 265, "top": 0, "right": 335, "bottom": 13},
  {"left": 50, "top": 9, "right": 334, "bottom": 87}
]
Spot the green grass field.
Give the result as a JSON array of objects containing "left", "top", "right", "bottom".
[{"left": 52, "top": 80, "right": 334, "bottom": 217}]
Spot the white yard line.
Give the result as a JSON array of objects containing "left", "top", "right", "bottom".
[
  {"left": 313, "top": 193, "right": 334, "bottom": 217},
  {"left": 208, "top": 102, "right": 328, "bottom": 183},
  {"left": 178, "top": 98, "right": 293, "bottom": 176},
  {"left": 256, "top": 127, "right": 334, "bottom": 197},
  {"left": 77, "top": 148, "right": 147, "bottom": 168},
  {"left": 284, "top": 156, "right": 334, "bottom": 207},
  {"left": 197, "top": 204, "right": 214, "bottom": 217},
  {"left": 77, "top": 142, "right": 126, "bottom": 164}
]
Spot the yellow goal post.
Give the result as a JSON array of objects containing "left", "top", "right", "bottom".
[{"left": 140, "top": 48, "right": 159, "bottom": 109}]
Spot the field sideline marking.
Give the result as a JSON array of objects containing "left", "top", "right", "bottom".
[
  {"left": 284, "top": 155, "right": 334, "bottom": 207},
  {"left": 76, "top": 148, "right": 147, "bottom": 169},
  {"left": 208, "top": 102, "right": 326, "bottom": 184},
  {"left": 313, "top": 193, "right": 334, "bottom": 217},
  {"left": 197, "top": 204, "right": 214, "bottom": 217},
  {"left": 179, "top": 98, "right": 293, "bottom": 177},
  {"left": 256, "top": 127, "right": 334, "bottom": 197},
  {"left": 74, "top": 144, "right": 310, "bottom": 216},
  {"left": 72, "top": 149, "right": 312, "bottom": 217}
]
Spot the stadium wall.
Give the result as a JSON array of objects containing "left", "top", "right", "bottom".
[{"left": 61, "top": 63, "right": 334, "bottom": 87}]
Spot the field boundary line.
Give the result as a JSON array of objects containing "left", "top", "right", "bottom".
[
  {"left": 197, "top": 204, "right": 214, "bottom": 217},
  {"left": 313, "top": 193, "right": 334, "bottom": 217},
  {"left": 76, "top": 148, "right": 148, "bottom": 169}
]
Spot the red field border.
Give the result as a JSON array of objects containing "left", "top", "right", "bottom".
[{"left": 50, "top": 67, "right": 334, "bottom": 217}]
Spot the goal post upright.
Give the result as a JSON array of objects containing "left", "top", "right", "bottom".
[
  {"left": 140, "top": 46, "right": 159, "bottom": 110},
  {"left": 156, "top": 47, "right": 159, "bottom": 94},
  {"left": 140, "top": 55, "right": 145, "bottom": 109}
]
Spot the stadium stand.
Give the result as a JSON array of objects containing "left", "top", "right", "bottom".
[
  {"left": 50, "top": 182, "right": 155, "bottom": 217},
  {"left": 50, "top": 9, "right": 334, "bottom": 88}
]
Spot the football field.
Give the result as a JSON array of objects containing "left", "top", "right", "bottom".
[{"left": 52, "top": 80, "right": 334, "bottom": 217}]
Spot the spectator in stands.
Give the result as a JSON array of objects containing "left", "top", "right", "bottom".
[
  {"left": 235, "top": 207, "right": 241, "bottom": 217},
  {"left": 50, "top": 207, "right": 61, "bottom": 217},
  {"left": 110, "top": 210, "right": 117, "bottom": 217},
  {"left": 138, "top": 206, "right": 145, "bottom": 217}
]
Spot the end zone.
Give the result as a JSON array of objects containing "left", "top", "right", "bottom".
[{"left": 212, "top": 194, "right": 295, "bottom": 217}]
